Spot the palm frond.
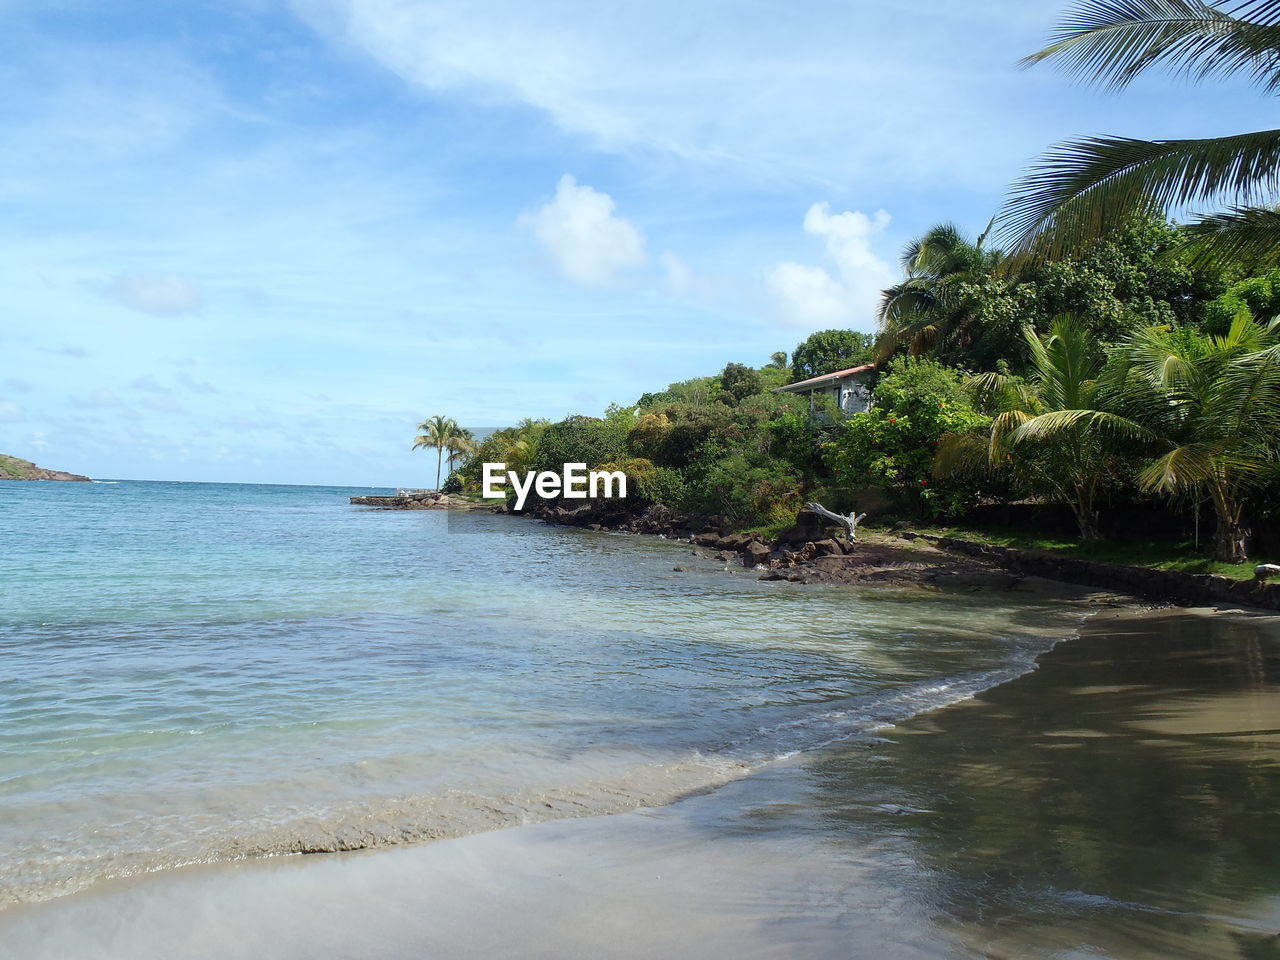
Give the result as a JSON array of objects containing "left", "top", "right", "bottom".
[
  {"left": 1000, "top": 129, "right": 1280, "bottom": 256},
  {"left": 1021, "top": 0, "right": 1280, "bottom": 93},
  {"left": 1011, "top": 407, "right": 1159, "bottom": 443},
  {"left": 1181, "top": 203, "right": 1280, "bottom": 268}
]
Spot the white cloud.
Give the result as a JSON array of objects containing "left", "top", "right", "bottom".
[
  {"left": 0, "top": 401, "right": 25, "bottom": 422},
  {"left": 520, "top": 175, "right": 647, "bottom": 286},
  {"left": 767, "top": 203, "right": 894, "bottom": 329},
  {"left": 103, "top": 273, "right": 202, "bottom": 317}
]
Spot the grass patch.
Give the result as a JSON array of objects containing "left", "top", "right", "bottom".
[{"left": 900, "top": 523, "right": 1271, "bottom": 582}]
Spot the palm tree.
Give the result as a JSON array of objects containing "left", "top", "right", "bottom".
[
  {"left": 938, "top": 318, "right": 1153, "bottom": 540},
  {"left": 769, "top": 351, "right": 789, "bottom": 369},
  {"left": 445, "top": 429, "right": 477, "bottom": 475},
  {"left": 1117, "top": 314, "right": 1280, "bottom": 561},
  {"left": 1005, "top": 0, "right": 1280, "bottom": 266},
  {"left": 412, "top": 415, "right": 463, "bottom": 490},
  {"left": 876, "top": 222, "right": 1004, "bottom": 362}
]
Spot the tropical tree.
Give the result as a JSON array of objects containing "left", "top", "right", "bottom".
[
  {"left": 769, "top": 351, "right": 789, "bottom": 369},
  {"left": 1117, "top": 315, "right": 1280, "bottom": 561},
  {"left": 938, "top": 318, "right": 1154, "bottom": 540},
  {"left": 719, "top": 362, "right": 763, "bottom": 404},
  {"left": 790, "top": 329, "right": 875, "bottom": 380},
  {"left": 876, "top": 223, "right": 1005, "bottom": 363},
  {"left": 1005, "top": 0, "right": 1280, "bottom": 267},
  {"left": 412, "top": 415, "right": 465, "bottom": 490},
  {"left": 445, "top": 428, "right": 477, "bottom": 474}
]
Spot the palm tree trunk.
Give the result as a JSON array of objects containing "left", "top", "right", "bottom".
[
  {"left": 1070, "top": 483, "right": 1103, "bottom": 541},
  {"left": 435, "top": 444, "right": 443, "bottom": 491},
  {"left": 1209, "top": 483, "right": 1250, "bottom": 563}
]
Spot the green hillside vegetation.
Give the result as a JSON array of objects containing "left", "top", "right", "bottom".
[
  {"left": 0, "top": 454, "right": 91, "bottom": 482},
  {"left": 443, "top": 212, "right": 1280, "bottom": 567},
  {"left": 440, "top": 1, "right": 1280, "bottom": 568}
]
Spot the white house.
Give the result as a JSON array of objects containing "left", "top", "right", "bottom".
[{"left": 774, "top": 363, "right": 875, "bottom": 415}]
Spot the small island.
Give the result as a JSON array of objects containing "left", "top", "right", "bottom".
[{"left": 0, "top": 454, "right": 91, "bottom": 482}]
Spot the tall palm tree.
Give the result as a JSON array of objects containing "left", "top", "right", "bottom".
[
  {"left": 876, "top": 222, "right": 1004, "bottom": 361},
  {"left": 412, "top": 415, "right": 463, "bottom": 490},
  {"left": 1117, "top": 314, "right": 1280, "bottom": 561},
  {"left": 1005, "top": 0, "right": 1280, "bottom": 267},
  {"left": 938, "top": 318, "right": 1153, "bottom": 540}
]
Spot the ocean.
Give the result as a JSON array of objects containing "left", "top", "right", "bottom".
[{"left": 0, "top": 479, "right": 1088, "bottom": 907}]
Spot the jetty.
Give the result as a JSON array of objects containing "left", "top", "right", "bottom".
[{"left": 350, "top": 490, "right": 501, "bottom": 511}]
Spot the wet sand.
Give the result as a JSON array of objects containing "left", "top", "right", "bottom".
[{"left": 4, "top": 606, "right": 1278, "bottom": 959}]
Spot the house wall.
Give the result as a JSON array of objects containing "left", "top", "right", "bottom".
[{"left": 839, "top": 379, "right": 873, "bottom": 414}]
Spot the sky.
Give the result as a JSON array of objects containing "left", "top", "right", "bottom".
[{"left": 0, "top": 0, "right": 1267, "bottom": 486}]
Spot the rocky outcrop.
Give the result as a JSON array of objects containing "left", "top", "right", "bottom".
[
  {"left": 0, "top": 455, "right": 90, "bottom": 482},
  {"left": 350, "top": 491, "right": 502, "bottom": 511}
]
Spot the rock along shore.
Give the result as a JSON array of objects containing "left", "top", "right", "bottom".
[
  {"left": 349, "top": 491, "right": 503, "bottom": 512},
  {"left": 351, "top": 493, "right": 1276, "bottom": 609}
]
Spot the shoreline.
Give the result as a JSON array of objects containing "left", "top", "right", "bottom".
[
  {"left": 4, "top": 602, "right": 1275, "bottom": 959},
  {"left": 0, "top": 592, "right": 1108, "bottom": 913}
]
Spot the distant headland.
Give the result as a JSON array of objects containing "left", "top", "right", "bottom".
[{"left": 0, "top": 454, "right": 91, "bottom": 482}]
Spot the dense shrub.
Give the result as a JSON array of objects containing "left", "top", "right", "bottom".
[
  {"left": 718, "top": 362, "right": 763, "bottom": 404},
  {"left": 827, "top": 358, "right": 988, "bottom": 517}
]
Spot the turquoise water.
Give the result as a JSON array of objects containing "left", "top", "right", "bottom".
[{"left": 0, "top": 480, "right": 1087, "bottom": 906}]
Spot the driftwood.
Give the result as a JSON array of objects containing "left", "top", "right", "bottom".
[{"left": 805, "top": 502, "right": 867, "bottom": 542}]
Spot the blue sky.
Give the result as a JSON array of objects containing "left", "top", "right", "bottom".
[{"left": 0, "top": 0, "right": 1265, "bottom": 485}]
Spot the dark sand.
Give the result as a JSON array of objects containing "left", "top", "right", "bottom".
[{"left": 3, "top": 606, "right": 1278, "bottom": 959}]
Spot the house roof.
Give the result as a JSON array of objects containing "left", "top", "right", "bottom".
[{"left": 775, "top": 363, "right": 876, "bottom": 394}]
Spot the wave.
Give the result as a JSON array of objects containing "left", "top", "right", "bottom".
[{"left": 0, "top": 624, "right": 1087, "bottom": 912}]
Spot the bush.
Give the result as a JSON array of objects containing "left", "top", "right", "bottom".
[
  {"left": 827, "top": 357, "right": 988, "bottom": 518},
  {"left": 718, "top": 363, "right": 763, "bottom": 404},
  {"left": 532, "top": 411, "right": 631, "bottom": 474},
  {"left": 790, "top": 329, "right": 874, "bottom": 380},
  {"left": 1201, "top": 270, "right": 1280, "bottom": 336}
]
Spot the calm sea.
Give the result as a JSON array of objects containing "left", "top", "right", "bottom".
[{"left": 0, "top": 479, "right": 1086, "bottom": 906}]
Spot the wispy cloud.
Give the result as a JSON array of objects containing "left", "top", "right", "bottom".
[{"left": 104, "top": 274, "right": 203, "bottom": 317}]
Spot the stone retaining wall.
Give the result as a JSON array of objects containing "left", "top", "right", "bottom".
[{"left": 912, "top": 534, "right": 1280, "bottom": 611}]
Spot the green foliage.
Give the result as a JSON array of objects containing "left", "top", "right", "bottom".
[
  {"left": 532, "top": 412, "right": 631, "bottom": 474},
  {"left": 828, "top": 358, "right": 989, "bottom": 517},
  {"left": 638, "top": 376, "right": 719, "bottom": 408},
  {"left": 790, "top": 329, "right": 874, "bottom": 380},
  {"left": 718, "top": 362, "right": 763, "bottom": 404},
  {"left": 880, "top": 216, "right": 1230, "bottom": 373},
  {"left": 455, "top": 419, "right": 549, "bottom": 487},
  {"left": 1005, "top": 0, "right": 1280, "bottom": 268},
  {"left": 941, "top": 319, "right": 1154, "bottom": 540},
  {"left": 1201, "top": 269, "right": 1280, "bottom": 336}
]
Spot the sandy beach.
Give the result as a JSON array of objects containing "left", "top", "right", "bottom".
[{"left": 5, "top": 603, "right": 1277, "bottom": 960}]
